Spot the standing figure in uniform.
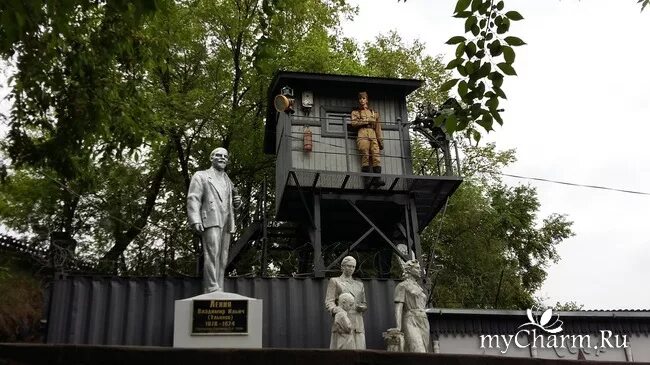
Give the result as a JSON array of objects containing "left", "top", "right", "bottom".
[
  {"left": 325, "top": 256, "right": 367, "bottom": 349},
  {"left": 394, "top": 259, "right": 430, "bottom": 353},
  {"left": 351, "top": 91, "right": 385, "bottom": 188},
  {"left": 187, "top": 147, "right": 242, "bottom": 293}
]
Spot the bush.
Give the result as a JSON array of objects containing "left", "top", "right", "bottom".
[{"left": 0, "top": 260, "right": 43, "bottom": 342}]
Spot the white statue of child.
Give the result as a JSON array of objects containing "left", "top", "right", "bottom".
[{"left": 332, "top": 293, "right": 356, "bottom": 350}]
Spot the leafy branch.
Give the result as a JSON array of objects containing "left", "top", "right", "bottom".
[{"left": 438, "top": 0, "right": 525, "bottom": 143}]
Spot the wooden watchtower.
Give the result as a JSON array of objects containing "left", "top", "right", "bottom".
[{"left": 264, "top": 71, "right": 462, "bottom": 277}]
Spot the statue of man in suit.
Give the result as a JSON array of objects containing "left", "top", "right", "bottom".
[{"left": 187, "top": 147, "right": 242, "bottom": 293}]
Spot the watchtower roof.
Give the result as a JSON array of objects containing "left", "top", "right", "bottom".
[{"left": 264, "top": 71, "right": 423, "bottom": 154}]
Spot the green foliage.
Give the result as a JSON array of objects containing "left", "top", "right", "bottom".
[
  {"left": 414, "top": 142, "right": 574, "bottom": 309},
  {"left": 1, "top": 0, "right": 164, "bottom": 247},
  {"left": 441, "top": 0, "right": 526, "bottom": 142},
  {"left": 362, "top": 31, "right": 451, "bottom": 112},
  {"left": 0, "top": 0, "right": 158, "bottom": 58},
  {"left": 0, "top": 257, "right": 42, "bottom": 342},
  {"left": 0, "top": 0, "right": 574, "bottom": 298},
  {"left": 0, "top": 170, "right": 61, "bottom": 234},
  {"left": 440, "top": 0, "right": 644, "bottom": 141},
  {"left": 553, "top": 301, "right": 585, "bottom": 311},
  {"left": 0, "top": 0, "right": 370, "bottom": 274}
]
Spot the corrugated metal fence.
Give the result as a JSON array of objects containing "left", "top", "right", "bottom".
[{"left": 45, "top": 276, "right": 398, "bottom": 349}]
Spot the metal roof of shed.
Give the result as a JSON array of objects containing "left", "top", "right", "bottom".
[{"left": 426, "top": 308, "right": 650, "bottom": 336}]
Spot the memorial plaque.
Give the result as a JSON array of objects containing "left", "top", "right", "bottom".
[{"left": 191, "top": 299, "right": 248, "bottom": 335}]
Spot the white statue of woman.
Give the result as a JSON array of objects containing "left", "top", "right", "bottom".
[
  {"left": 394, "top": 259, "right": 430, "bottom": 353},
  {"left": 324, "top": 256, "right": 367, "bottom": 349}
]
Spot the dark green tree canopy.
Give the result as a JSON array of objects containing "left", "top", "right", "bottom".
[
  {"left": 1, "top": 0, "right": 575, "bottom": 309},
  {"left": 413, "top": 142, "right": 573, "bottom": 309}
]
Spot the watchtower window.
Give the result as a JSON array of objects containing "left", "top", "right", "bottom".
[{"left": 320, "top": 105, "right": 352, "bottom": 137}]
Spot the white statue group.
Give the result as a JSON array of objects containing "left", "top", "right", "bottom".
[
  {"left": 188, "top": 147, "right": 430, "bottom": 352},
  {"left": 325, "top": 255, "right": 431, "bottom": 352}
]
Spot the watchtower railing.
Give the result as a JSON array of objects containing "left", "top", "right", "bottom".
[{"left": 274, "top": 113, "right": 461, "bottom": 200}]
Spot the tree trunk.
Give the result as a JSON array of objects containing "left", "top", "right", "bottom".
[
  {"left": 101, "top": 142, "right": 173, "bottom": 263},
  {"left": 172, "top": 128, "right": 192, "bottom": 192}
]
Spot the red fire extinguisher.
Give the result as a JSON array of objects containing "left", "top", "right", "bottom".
[{"left": 303, "top": 126, "right": 313, "bottom": 152}]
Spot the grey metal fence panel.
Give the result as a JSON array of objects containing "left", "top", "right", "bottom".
[{"left": 45, "top": 276, "right": 397, "bottom": 349}]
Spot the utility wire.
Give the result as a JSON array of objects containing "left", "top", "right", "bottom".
[
  {"left": 499, "top": 173, "right": 650, "bottom": 196},
  {"left": 289, "top": 135, "right": 648, "bottom": 196}
]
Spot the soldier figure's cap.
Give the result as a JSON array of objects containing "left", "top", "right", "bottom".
[{"left": 358, "top": 91, "right": 368, "bottom": 98}]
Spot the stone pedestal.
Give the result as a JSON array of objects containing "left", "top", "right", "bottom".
[{"left": 173, "top": 291, "right": 263, "bottom": 348}]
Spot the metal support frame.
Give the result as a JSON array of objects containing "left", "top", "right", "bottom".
[
  {"left": 325, "top": 228, "right": 374, "bottom": 270},
  {"left": 403, "top": 204, "right": 413, "bottom": 254},
  {"left": 289, "top": 171, "right": 315, "bottom": 228},
  {"left": 408, "top": 197, "right": 422, "bottom": 259},
  {"left": 454, "top": 141, "right": 461, "bottom": 175},
  {"left": 347, "top": 200, "right": 409, "bottom": 262},
  {"left": 309, "top": 193, "right": 325, "bottom": 277},
  {"left": 442, "top": 141, "right": 453, "bottom": 176},
  {"left": 411, "top": 125, "right": 459, "bottom": 177},
  {"left": 260, "top": 180, "right": 269, "bottom": 277},
  {"left": 292, "top": 187, "right": 423, "bottom": 273},
  {"left": 322, "top": 199, "right": 417, "bottom": 271},
  {"left": 397, "top": 117, "right": 407, "bottom": 174},
  {"left": 282, "top": 168, "right": 447, "bottom": 276},
  {"left": 289, "top": 170, "right": 326, "bottom": 276},
  {"left": 312, "top": 173, "right": 320, "bottom": 188},
  {"left": 340, "top": 175, "right": 350, "bottom": 189},
  {"left": 388, "top": 177, "right": 400, "bottom": 191},
  {"left": 396, "top": 222, "right": 414, "bottom": 259},
  {"left": 321, "top": 191, "right": 408, "bottom": 204}
]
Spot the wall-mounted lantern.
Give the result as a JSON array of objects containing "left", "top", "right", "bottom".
[{"left": 274, "top": 86, "right": 295, "bottom": 114}]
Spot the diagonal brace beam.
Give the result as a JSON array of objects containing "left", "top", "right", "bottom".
[
  {"left": 290, "top": 171, "right": 315, "bottom": 228},
  {"left": 325, "top": 227, "right": 374, "bottom": 270},
  {"left": 346, "top": 200, "right": 409, "bottom": 262},
  {"left": 396, "top": 223, "right": 410, "bottom": 245}
]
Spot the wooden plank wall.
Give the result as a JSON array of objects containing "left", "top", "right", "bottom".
[{"left": 285, "top": 95, "right": 408, "bottom": 187}]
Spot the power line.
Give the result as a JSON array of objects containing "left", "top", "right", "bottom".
[{"left": 499, "top": 173, "right": 650, "bottom": 196}]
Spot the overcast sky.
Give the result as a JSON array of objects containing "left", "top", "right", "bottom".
[{"left": 343, "top": 0, "right": 650, "bottom": 309}]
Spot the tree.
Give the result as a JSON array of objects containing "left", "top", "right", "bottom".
[
  {"left": 0, "top": 250, "right": 43, "bottom": 342},
  {"left": 553, "top": 301, "right": 584, "bottom": 311},
  {"left": 415, "top": 142, "right": 574, "bottom": 309},
  {"left": 0, "top": 0, "right": 360, "bottom": 274},
  {"left": 1, "top": 0, "right": 574, "bottom": 298},
  {"left": 363, "top": 31, "right": 451, "bottom": 112},
  {"left": 0, "top": 0, "right": 188, "bottom": 270}
]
